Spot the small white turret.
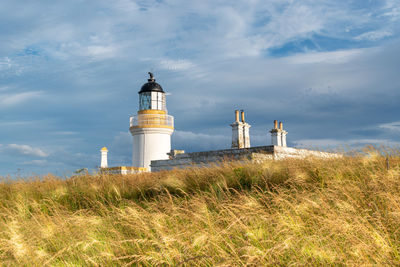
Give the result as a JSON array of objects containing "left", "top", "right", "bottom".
[
  {"left": 100, "top": 147, "right": 108, "bottom": 168},
  {"left": 270, "top": 120, "right": 287, "bottom": 147}
]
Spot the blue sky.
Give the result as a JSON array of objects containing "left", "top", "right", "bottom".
[{"left": 0, "top": 0, "right": 399, "bottom": 176}]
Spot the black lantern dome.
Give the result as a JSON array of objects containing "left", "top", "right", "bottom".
[{"left": 139, "top": 72, "right": 164, "bottom": 93}]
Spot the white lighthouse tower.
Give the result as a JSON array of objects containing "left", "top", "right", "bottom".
[{"left": 129, "top": 73, "right": 174, "bottom": 171}]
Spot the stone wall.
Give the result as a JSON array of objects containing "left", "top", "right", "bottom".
[
  {"left": 151, "top": 146, "right": 275, "bottom": 172},
  {"left": 150, "top": 146, "right": 339, "bottom": 172},
  {"left": 272, "top": 146, "right": 340, "bottom": 159}
]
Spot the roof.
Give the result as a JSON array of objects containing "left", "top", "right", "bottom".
[
  {"left": 139, "top": 81, "right": 164, "bottom": 93},
  {"left": 138, "top": 72, "right": 165, "bottom": 93}
]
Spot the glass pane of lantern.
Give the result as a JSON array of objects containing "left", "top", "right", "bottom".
[
  {"left": 150, "top": 92, "right": 157, "bottom": 110},
  {"left": 162, "top": 93, "right": 166, "bottom": 110},
  {"left": 146, "top": 94, "right": 151, "bottom": 109},
  {"left": 155, "top": 92, "right": 161, "bottom": 110},
  {"left": 154, "top": 93, "right": 160, "bottom": 110},
  {"left": 139, "top": 92, "right": 151, "bottom": 110}
]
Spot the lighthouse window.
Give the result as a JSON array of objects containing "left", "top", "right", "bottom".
[
  {"left": 139, "top": 92, "right": 151, "bottom": 110},
  {"left": 161, "top": 93, "right": 166, "bottom": 110},
  {"left": 151, "top": 92, "right": 165, "bottom": 110}
]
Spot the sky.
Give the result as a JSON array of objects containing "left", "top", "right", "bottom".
[{"left": 0, "top": 0, "right": 399, "bottom": 177}]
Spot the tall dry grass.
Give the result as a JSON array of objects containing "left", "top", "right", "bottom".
[{"left": 0, "top": 147, "right": 399, "bottom": 266}]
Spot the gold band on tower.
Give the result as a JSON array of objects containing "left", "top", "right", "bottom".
[
  {"left": 131, "top": 112, "right": 174, "bottom": 130},
  {"left": 138, "top": 110, "right": 167, "bottom": 115}
]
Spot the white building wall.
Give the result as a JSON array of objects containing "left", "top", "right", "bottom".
[
  {"left": 281, "top": 131, "right": 287, "bottom": 147},
  {"left": 131, "top": 127, "right": 173, "bottom": 171},
  {"left": 243, "top": 123, "right": 251, "bottom": 148},
  {"left": 231, "top": 122, "right": 244, "bottom": 149},
  {"left": 271, "top": 131, "right": 282, "bottom": 146}
]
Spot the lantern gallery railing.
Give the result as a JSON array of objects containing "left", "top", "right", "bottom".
[{"left": 130, "top": 114, "right": 174, "bottom": 129}]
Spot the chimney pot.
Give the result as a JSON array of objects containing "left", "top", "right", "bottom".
[
  {"left": 241, "top": 110, "right": 245, "bottom": 122},
  {"left": 279, "top": 122, "right": 283, "bottom": 130},
  {"left": 274, "top": 120, "right": 278, "bottom": 129},
  {"left": 235, "top": 110, "right": 239, "bottom": 122}
]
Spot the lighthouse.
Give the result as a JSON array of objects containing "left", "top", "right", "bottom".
[{"left": 129, "top": 73, "right": 174, "bottom": 171}]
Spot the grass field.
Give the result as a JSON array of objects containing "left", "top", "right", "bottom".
[{"left": 0, "top": 147, "right": 399, "bottom": 266}]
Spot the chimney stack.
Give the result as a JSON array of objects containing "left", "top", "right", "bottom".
[
  {"left": 270, "top": 120, "right": 288, "bottom": 147},
  {"left": 231, "top": 109, "right": 251, "bottom": 149}
]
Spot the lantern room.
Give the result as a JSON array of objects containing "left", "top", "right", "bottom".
[{"left": 138, "top": 72, "right": 166, "bottom": 111}]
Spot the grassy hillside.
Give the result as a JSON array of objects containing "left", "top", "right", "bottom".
[{"left": 0, "top": 148, "right": 400, "bottom": 266}]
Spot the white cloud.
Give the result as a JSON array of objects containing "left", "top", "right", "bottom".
[
  {"left": 0, "top": 57, "right": 24, "bottom": 76},
  {"left": 87, "top": 45, "right": 118, "bottom": 59},
  {"left": 0, "top": 91, "right": 44, "bottom": 108},
  {"left": 22, "top": 159, "right": 47, "bottom": 166},
  {"left": 112, "top": 0, "right": 140, "bottom": 13},
  {"left": 0, "top": 57, "right": 12, "bottom": 70},
  {"left": 379, "top": 121, "right": 400, "bottom": 132},
  {"left": 0, "top": 121, "right": 31, "bottom": 127},
  {"left": 0, "top": 0, "right": 397, "bottom": 63},
  {"left": 262, "top": 3, "right": 325, "bottom": 47},
  {"left": 51, "top": 131, "right": 77, "bottom": 135},
  {"left": 382, "top": 0, "right": 400, "bottom": 21},
  {"left": 159, "top": 59, "right": 196, "bottom": 71},
  {"left": 5, "top": 144, "right": 48, "bottom": 158},
  {"left": 286, "top": 49, "right": 364, "bottom": 64},
  {"left": 355, "top": 30, "right": 393, "bottom": 41},
  {"left": 293, "top": 138, "right": 400, "bottom": 149}
]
